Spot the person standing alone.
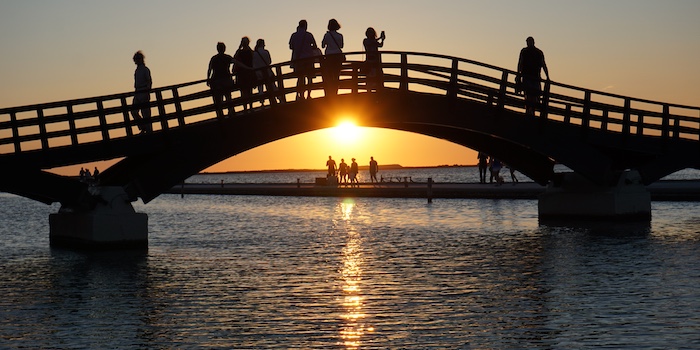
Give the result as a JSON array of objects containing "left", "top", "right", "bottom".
[
  {"left": 369, "top": 156, "right": 379, "bottom": 183},
  {"left": 131, "top": 51, "right": 152, "bottom": 133},
  {"left": 517, "top": 36, "right": 549, "bottom": 115}
]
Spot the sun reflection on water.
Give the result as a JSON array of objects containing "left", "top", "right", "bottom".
[{"left": 338, "top": 199, "right": 372, "bottom": 349}]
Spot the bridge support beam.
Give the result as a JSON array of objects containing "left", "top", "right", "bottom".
[
  {"left": 538, "top": 170, "right": 651, "bottom": 221},
  {"left": 49, "top": 186, "right": 148, "bottom": 249}
]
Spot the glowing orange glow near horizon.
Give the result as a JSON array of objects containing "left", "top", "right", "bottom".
[{"left": 331, "top": 120, "right": 362, "bottom": 145}]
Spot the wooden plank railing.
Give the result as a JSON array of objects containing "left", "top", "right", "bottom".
[{"left": 1, "top": 51, "right": 698, "bottom": 160}]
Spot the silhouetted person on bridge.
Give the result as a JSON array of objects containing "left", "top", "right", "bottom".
[
  {"left": 207, "top": 42, "right": 234, "bottom": 118},
  {"left": 253, "top": 39, "right": 283, "bottom": 106},
  {"left": 322, "top": 18, "right": 344, "bottom": 97},
  {"left": 234, "top": 37, "right": 255, "bottom": 112},
  {"left": 517, "top": 36, "right": 549, "bottom": 116},
  {"left": 477, "top": 152, "right": 488, "bottom": 184},
  {"left": 131, "top": 51, "right": 152, "bottom": 133},
  {"left": 289, "top": 20, "right": 318, "bottom": 100},
  {"left": 363, "top": 27, "right": 385, "bottom": 92},
  {"left": 369, "top": 156, "right": 379, "bottom": 183},
  {"left": 326, "top": 156, "right": 337, "bottom": 177}
]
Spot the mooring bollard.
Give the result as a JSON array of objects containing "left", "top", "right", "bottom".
[{"left": 427, "top": 177, "right": 433, "bottom": 203}]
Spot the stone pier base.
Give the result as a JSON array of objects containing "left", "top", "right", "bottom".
[
  {"left": 50, "top": 186, "right": 148, "bottom": 249},
  {"left": 538, "top": 170, "right": 651, "bottom": 221}
]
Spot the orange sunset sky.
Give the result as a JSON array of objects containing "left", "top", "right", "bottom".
[{"left": 1, "top": 1, "right": 699, "bottom": 175}]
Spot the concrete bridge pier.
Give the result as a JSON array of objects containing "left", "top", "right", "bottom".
[
  {"left": 538, "top": 170, "right": 651, "bottom": 221},
  {"left": 49, "top": 186, "right": 148, "bottom": 249}
]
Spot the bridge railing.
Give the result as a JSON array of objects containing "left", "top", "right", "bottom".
[
  {"left": 1, "top": 51, "right": 698, "bottom": 162},
  {"left": 369, "top": 51, "right": 700, "bottom": 143}
]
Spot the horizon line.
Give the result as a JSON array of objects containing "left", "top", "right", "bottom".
[{"left": 202, "top": 163, "right": 478, "bottom": 174}]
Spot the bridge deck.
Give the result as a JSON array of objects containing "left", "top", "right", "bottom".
[{"left": 1, "top": 51, "right": 699, "bottom": 205}]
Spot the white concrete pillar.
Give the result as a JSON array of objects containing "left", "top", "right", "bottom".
[
  {"left": 538, "top": 170, "right": 651, "bottom": 220},
  {"left": 50, "top": 186, "right": 148, "bottom": 249}
]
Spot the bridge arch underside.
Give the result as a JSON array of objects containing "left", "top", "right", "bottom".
[
  {"left": 2, "top": 89, "right": 696, "bottom": 206},
  {"left": 92, "top": 90, "right": 695, "bottom": 204}
]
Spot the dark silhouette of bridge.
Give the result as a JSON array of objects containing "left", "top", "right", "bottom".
[{"left": 1, "top": 51, "right": 699, "bottom": 237}]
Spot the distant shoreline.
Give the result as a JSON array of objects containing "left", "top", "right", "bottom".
[{"left": 200, "top": 164, "right": 475, "bottom": 175}]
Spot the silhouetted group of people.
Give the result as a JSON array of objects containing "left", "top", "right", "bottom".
[
  {"left": 477, "top": 152, "right": 518, "bottom": 186},
  {"left": 129, "top": 18, "right": 391, "bottom": 126},
  {"left": 326, "top": 156, "right": 379, "bottom": 187},
  {"left": 130, "top": 33, "right": 546, "bottom": 129},
  {"left": 78, "top": 167, "right": 100, "bottom": 184}
]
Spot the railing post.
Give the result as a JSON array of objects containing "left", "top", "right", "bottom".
[
  {"left": 539, "top": 80, "right": 550, "bottom": 119},
  {"left": 661, "top": 104, "right": 670, "bottom": 142},
  {"left": 672, "top": 113, "right": 680, "bottom": 140},
  {"left": 447, "top": 58, "right": 458, "bottom": 99},
  {"left": 67, "top": 104, "right": 78, "bottom": 146},
  {"left": 580, "top": 91, "right": 591, "bottom": 140},
  {"left": 636, "top": 113, "right": 644, "bottom": 136},
  {"left": 601, "top": 109, "right": 609, "bottom": 132},
  {"left": 564, "top": 105, "right": 572, "bottom": 124},
  {"left": 10, "top": 111, "right": 20, "bottom": 153},
  {"left": 275, "top": 66, "right": 285, "bottom": 103},
  {"left": 497, "top": 71, "right": 508, "bottom": 108},
  {"left": 400, "top": 53, "right": 408, "bottom": 92},
  {"left": 37, "top": 108, "right": 48, "bottom": 150},
  {"left": 156, "top": 90, "right": 168, "bottom": 132},
  {"left": 582, "top": 91, "right": 591, "bottom": 129},
  {"left": 352, "top": 64, "right": 359, "bottom": 94},
  {"left": 96, "top": 100, "right": 110, "bottom": 142},
  {"left": 172, "top": 88, "right": 185, "bottom": 127},
  {"left": 120, "top": 97, "right": 134, "bottom": 137},
  {"left": 622, "top": 98, "right": 631, "bottom": 137}
]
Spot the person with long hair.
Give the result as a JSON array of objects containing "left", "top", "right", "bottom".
[
  {"left": 253, "top": 39, "right": 284, "bottom": 105},
  {"left": 363, "top": 27, "right": 386, "bottom": 92},
  {"left": 234, "top": 36, "right": 255, "bottom": 111},
  {"left": 321, "top": 18, "right": 344, "bottom": 96}
]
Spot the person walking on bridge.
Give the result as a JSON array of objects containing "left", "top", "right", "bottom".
[
  {"left": 207, "top": 42, "right": 234, "bottom": 118},
  {"left": 131, "top": 51, "right": 152, "bottom": 133},
  {"left": 517, "top": 36, "right": 549, "bottom": 116}
]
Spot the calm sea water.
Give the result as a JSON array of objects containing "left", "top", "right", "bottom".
[{"left": 2, "top": 167, "right": 700, "bottom": 349}]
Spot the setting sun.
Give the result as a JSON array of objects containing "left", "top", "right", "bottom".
[{"left": 330, "top": 121, "right": 362, "bottom": 145}]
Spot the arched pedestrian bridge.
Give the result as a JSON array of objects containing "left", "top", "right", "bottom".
[{"left": 1, "top": 51, "right": 698, "bottom": 247}]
